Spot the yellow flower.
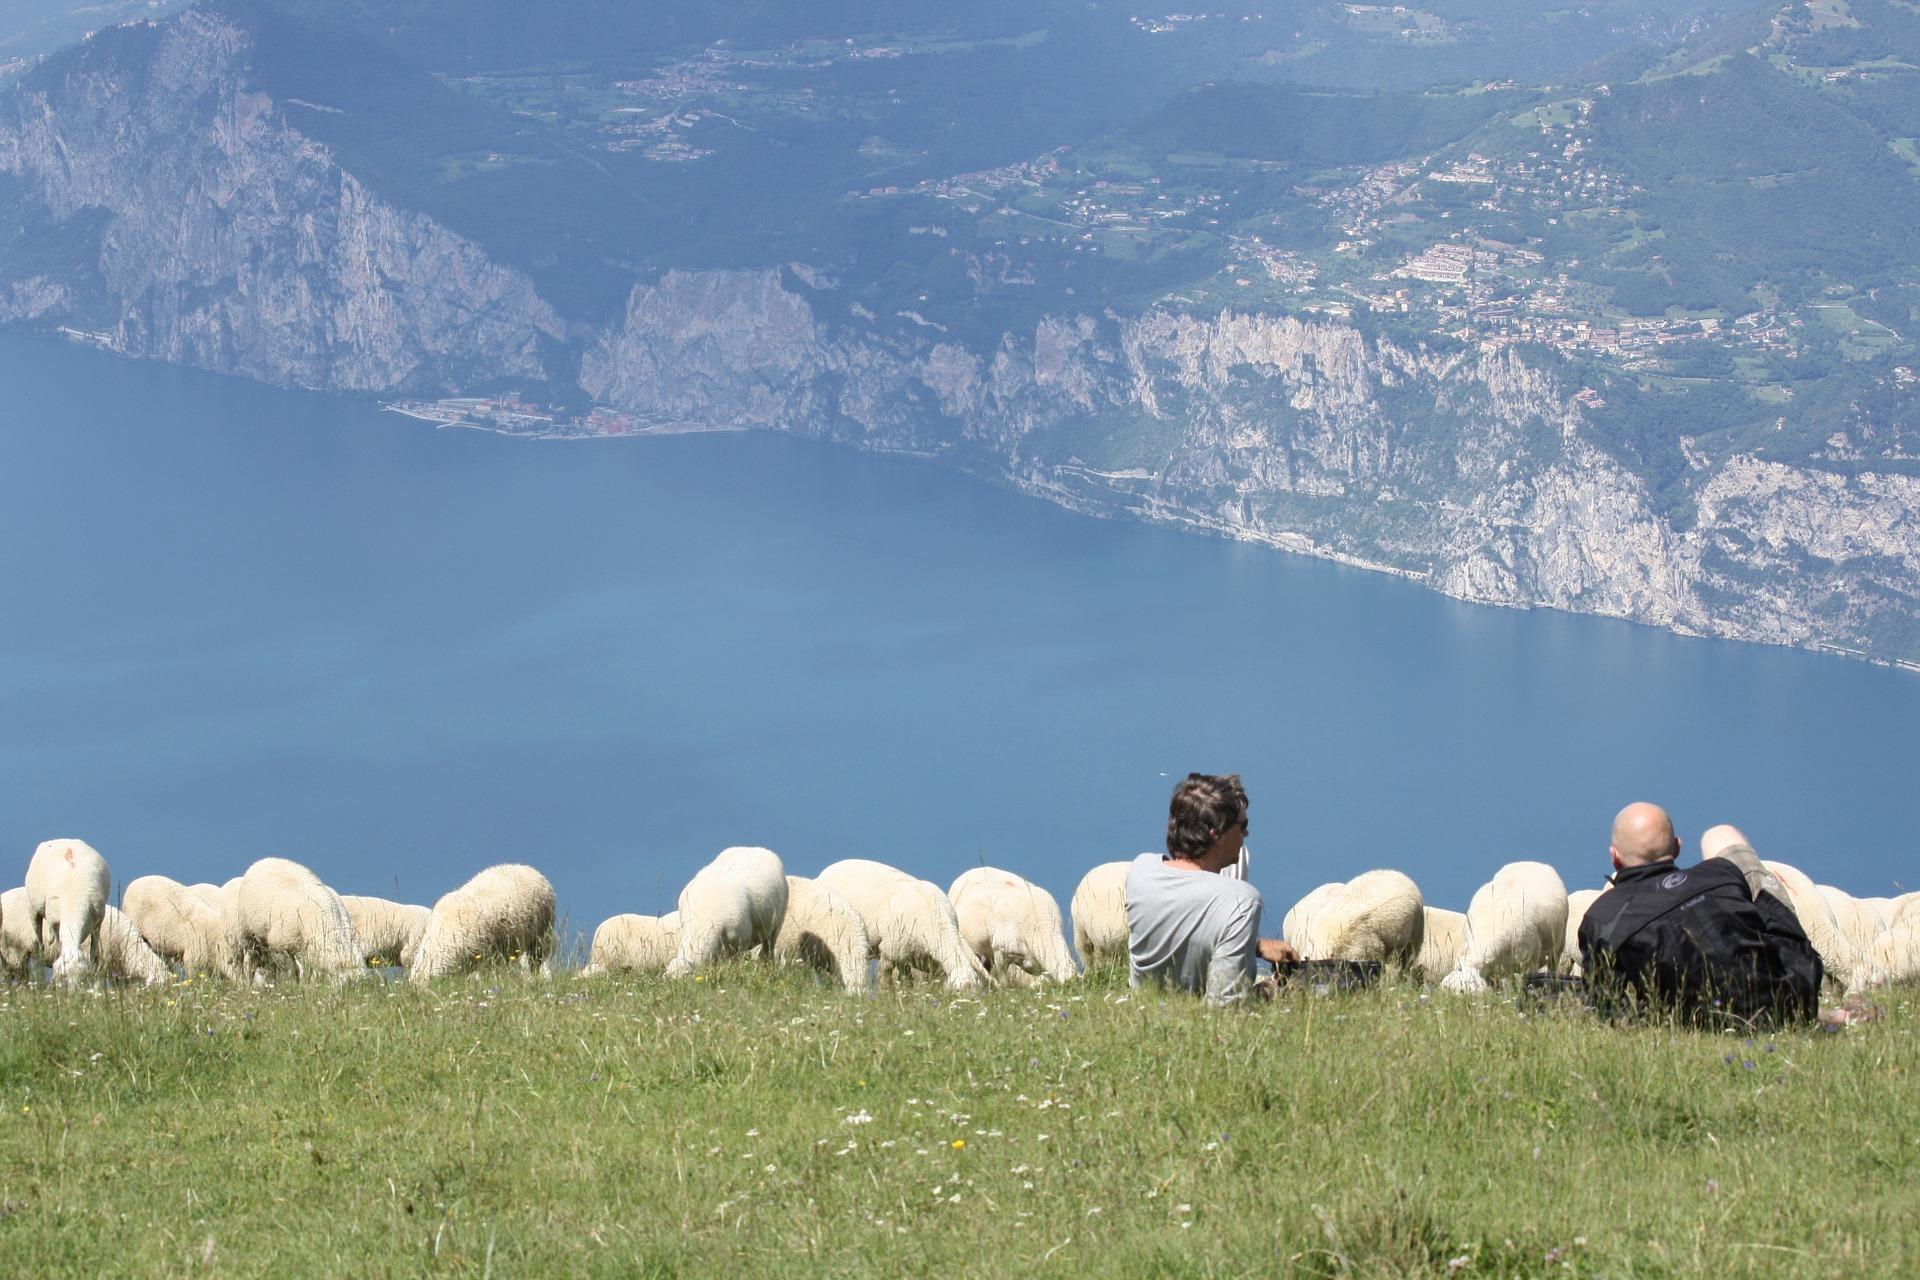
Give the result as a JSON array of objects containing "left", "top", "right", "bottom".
[{"left": 951, "top": 1139, "right": 966, "bottom": 1150}]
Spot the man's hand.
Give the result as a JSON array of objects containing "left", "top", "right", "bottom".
[{"left": 1257, "top": 938, "right": 1298, "bottom": 965}]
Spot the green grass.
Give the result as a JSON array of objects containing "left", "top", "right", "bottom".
[{"left": 1, "top": 969, "right": 1916, "bottom": 1277}]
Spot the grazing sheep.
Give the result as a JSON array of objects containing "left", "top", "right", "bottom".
[
  {"left": 227, "top": 857, "right": 371, "bottom": 984},
  {"left": 1, "top": 886, "right": 39, "bottom": 979},
  {"left": 1749, "top": 858, "right": 1885, "bottom": 992},
  {"left": 948, "top": 867, "right": 1079, "bottom": 986},
  {"left": 774, "top": 878, "right": 873, "bottom": 993},
  {"left": 1563, "top": 889, "right": 1604, "bottom": 975},
  {"left": 1764, "top": 861, "right": 1888, "bottom": 993},
  {"left": 341, "top": 895, "right": 431, "bottom": 968},
  {"left": 25, "top": 838, "right": 111, "bottom": 985},
  {"left": 1415, "top": 906, "right": 1467, "bottom": 983},
  {"left": 1069, "top": 860, "right": 1132, "bottom": 966},
  {"left": 1894, "top": 893, "right": 1920, "bottom": 930},
  {"left": 582, "top": 912, "right": 682, "bottom": 977},
  {"left": 816, "top": 859, "right": 989, "bottom": 989},
  {"left": 1439, "top": 861, "right": 1569, "bottom": 994},
  {"left": 1817, "top": 884, "right": 1888, "bottom": 960},
  {"left": 1283, "top": 871, "right": 1424, "bottom": 967},
  {"left": 1872, "top": 918, "right": 1920, "bottom": 984},
  {"left": 409, "top": 864, "right": 556, "bottom": 981},
  {"left": 665, "top": 847, "right": 789, "bottom": 978},
  {"left": 187, "top": 883, "right": 226, "bottom": 911},
  {"left": 1281, "top": 883, "right": 1345, "bottom": 954},
  {"left": 123, "top": 875, "right": 234, "bottom": 979},
  {"left": 97, "top": 906, "right": 173, "bottom": 986}
]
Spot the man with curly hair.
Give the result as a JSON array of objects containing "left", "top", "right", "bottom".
[{"left": 1124, "top": 772, "right": 1296, "bottom": 1005}]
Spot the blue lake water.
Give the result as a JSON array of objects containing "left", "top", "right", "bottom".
[{"left": 2, "top": 331, "right": 1915, "bottom": 940}]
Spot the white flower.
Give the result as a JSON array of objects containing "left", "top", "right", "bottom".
[{"left": 843, "top": 1111, "right": 874, "bottom": 1126}]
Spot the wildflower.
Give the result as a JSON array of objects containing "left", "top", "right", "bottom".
[
  {"left": 843, "top": 1111, "right": 873, "bottom": 1126},
  {"left": 1448, "top": 1257, "right": 1470, "bottom": 1273},
  {"left": 951, "top": 1139, "right": 966, "bottom": 1150},
  {"left": 746, "top": 1128, "right": 760, "bottom": 1137}
]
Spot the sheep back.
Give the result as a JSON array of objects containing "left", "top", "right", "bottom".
[
  {"left": 25, "top": 838, "right": 111, "bottom": 982},
  {"left": 1069, "top": 860, "right": 1131, "bottom": 965},
  {"left": 1563, "top": 888, "right": 1603, "bottom": 975},
  {"left": 948, "top": 867, "right": 1078, "bottom": 984},
  {"left": 1441, "top": 860, "right": 1568, "bottom": 992},
  {"left": 229, "top": 857, "right": 369, "bottom": 983},
  {"left": 1, "top": 886, "right": 38, "bottom": 978},
  {"left": 667, "top": 846, "right": 789, "bottom": 977},
  {"left": 774, "top": 877, "right": 872, "bottom": 993},
  {"left": 584, "top": 913, "right": 682, "bottom": 976},
  {"left": 816, "top": 859, "right": 986, "bottom": 990},
  {"left": 123, "top": 875, "right": 233, "bottom": 979},
  {"left": 341, "top": 896, "right": 432, "bottom": 967},
  {"left": 1415, "top": 906, "right": 1467, "bottom": 982},
  {"left": 1310, "top": 870, "right": 1425, "bottom": 966},
  {"left": 409, "top": 864, "right": 556, "bottom": 982},
  {"left": 99, "top": 906, "right": 174, "bottom": 986}
]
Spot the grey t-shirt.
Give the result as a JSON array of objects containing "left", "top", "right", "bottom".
[{"left": 1124, "top": 852, "right": 1263, "bottom": 1006}]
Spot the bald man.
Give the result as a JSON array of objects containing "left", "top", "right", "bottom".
[{"left": 1577, "top": 803, "right": 1821, "bottom": 1026}]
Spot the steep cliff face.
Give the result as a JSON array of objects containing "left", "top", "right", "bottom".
[
  {"left": 585, "top": 268, "right": 1920, "bottom": 661},
  {"left": 0, "top": 12, "right": 560, "bottom": 393}
]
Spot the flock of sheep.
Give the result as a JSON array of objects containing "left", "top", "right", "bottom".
[{"left": 5, "top": 837, "right": 1916, "bottom": 999}]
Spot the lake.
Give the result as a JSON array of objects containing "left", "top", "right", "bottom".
[{"left": 2, "top": 332, "right": 1915, "bottom": 943}]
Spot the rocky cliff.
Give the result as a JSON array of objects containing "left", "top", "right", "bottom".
[
  {"left": 3, "top": 11, "right": 1916, "bottom": 664},
  {"left": 0, "top": 12, "right": 560, "bottom": 392},
  {"left": 585, "top": 268, "right": 1919, "bottom": 661}
]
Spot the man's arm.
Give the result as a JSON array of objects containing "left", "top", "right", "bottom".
[
  {"left": 1205, "top": 897, "right": 1263, "bottom": 1006},
  {"left": 1257, "top": 938, "right": 1299, "bottom": 965}
]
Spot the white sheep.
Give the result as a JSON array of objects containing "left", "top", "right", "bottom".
[
  {"left": 227, "top": 857, "right": 371, "bottom": 984},
  {"left": 1415, "top": 906, "right": 1467, "bottom": 983},
  {"left": 1283, "top": 871, "right": 1424, "bottom": 967},
  {"left": 773, "top": 877, "right": 872, "bottom": 993},
  {"left": 409, "top": 864, "right": 556, "bottom": 981},
  {"left": 187, "top": 883, "right": 226, "bottom": 911},
  {"left": 1894, "top": 893, "right": 1920, "bottom": 930},
  {"left": 1563, "top": 888, "right": 1603, "bottom": 975},
  {"left": 341, "top": 895, "right": 432, "bottom": 968},
  {"left": 1, "top": 886, "right": 39, "bottom": 979},
  {"left": 816, "top": 858, "right": 989, "bottom": 989},
  {"left": 123, "top": 875, "right": 234, "bottom": 979},
  {"left": 665, "top": 847, "right": 789, "bottom": 978},
  {"left": 25, "top": 838, "right": 111, "bottom": 985},
  {"left": 1872, "top": 918, "right": 1919, "bottom": 984},
  {"left": 97, "top": 906, "right": 174, "bottom": 986},
  {"left": 1069, "top": 860, "right": 1132, "bottom": 966},
  {"left": 582, "top": 912, "right": 682, "bottom": 976},
  {"left": 948, "top": 867, "right": 1079, "bottom": 985},
  {"left": 1817, "top": 884, "right": 1888, "bottom": 960},
  {"left": 1281, "top": 882, "right": 1346, "bottom": 954},
  {"left": 1439, "top": 861, "right": 1569, "bottom": 994},
  {"left": 1764, "top": 860, "right": 1888, "bottom": 992}
]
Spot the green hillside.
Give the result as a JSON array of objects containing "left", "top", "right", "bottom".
[{"left": 1, "top": 970, "right": 1915, "bottom": 1277}]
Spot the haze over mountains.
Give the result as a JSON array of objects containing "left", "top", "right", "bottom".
[{"left": 2, "top": 0, "right": 1917, "bottom": 662}]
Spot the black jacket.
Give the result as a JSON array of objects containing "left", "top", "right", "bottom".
[{"left": 1578, "top": 857, "right": 1823, "bottom": 1027}]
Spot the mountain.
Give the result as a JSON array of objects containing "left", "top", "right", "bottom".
[{"left": 1, "top": 0, "right": 1916, "bottom": 664}]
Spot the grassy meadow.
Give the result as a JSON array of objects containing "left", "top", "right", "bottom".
[{"left": 0, "top": 966, "right": 1915, "bottom": 1278}]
